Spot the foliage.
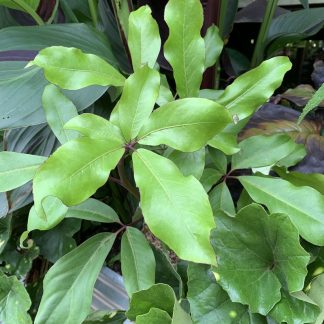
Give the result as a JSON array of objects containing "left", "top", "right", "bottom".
[{"left": 0, "top": 0, "right": 323, "bottom": 324}]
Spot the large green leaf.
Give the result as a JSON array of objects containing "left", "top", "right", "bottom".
[
  {"left": 0, "top": 0, "right": 39, "bottom": 11},
  {"left": 35, "top": 232, "right": 116, "bottom": 324},
  {"left": 33, "top": 218, "right": 81, "bottom": 263},
  {"left": 138, "top": 98, "right": 231, "bottom": 152},
  {"left": 274, "top": 168, "right": 324, "bottom": 195},
  {"left": 28, "top": 46, "right": 125, "bottom": 90},
  {"left": 164, "top": 0, "right": 205, "bottom": 98},
  {"left": 269, "top": 290, "right": 320, "bottom": 324},
  {"left": 211, "top": 204, "right": 310, "bottom": 314},
  {"left": 187, "top": 263, "right": 258, "bottom": 324},
  {"left": 0, "top": 152, "right": 46, "bottom": 192},
  {"left": 126, "top": 283, "right": 176, "bottom": 321},
  {"left": 217, "top": 56, "right": 292, "bottom": 120},
  {"left": 239, "top": 176, "right": 324, "bottom": 246},
  {"left": 231, "top": 134, "right": 300, "bottom": 170},
  {"left": 65, "top": 198, "right": 120, "bottom": 224},
  {"left": 33, "top": 137, "right": 125, "bottom": 219},
  {"left": 111, "top": 66, "right": 160, "bottom": 141},
  {"left": 121, "top": 227, "right": 156, "bottom": 296},
  {"left": 204, "top": 25, "right": 223, "bottom": 69},
  {"left": 0, "top": 62, "right": 106, "bottom": 129},
  {"left": 128, "top": 5, "right": 161, "bottom": 71},
  {"left": 64, "top": 113, "right": 124, "bottom": 142},
  {"left": 267, "top": 8, "right": 324, "bottom": 56},
  {"left": 208, "top": 132, "right": 240, "bottom": 155},
  {"left": 42, "top": 84, "right": 79, "bottom": 144},
  {"left": 165, "top": 148, "right": 205, "bottom": 179},
  {"left": 308, "top": 274, "right": 324, "bottom": 324},
  {"left": 0, "top": 272, "right": 32, "bottom": 324},
  {"left": 133, "top": 149, "right": 216, "bottom": 265}
]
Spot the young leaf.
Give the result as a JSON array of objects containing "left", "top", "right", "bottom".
[
  {"left": 112, "top": 66, "right": 160, "bottom": 141},
  {"left": 28, "top": 46, "right": 125, "bottom": 90},
  {"left": 209, "top": 182, "right": 235, "bottom": 216},
  {"left": 157, "top": 74, "right": 174, "bottom": 107},
  {"left": 164, "top": 0, "right": 205, "bottom": 98},
  {"left": 64, "top": 113, "right": 124, "bottom": 142},
  {"left": 239, "top": 176, "right": 324, "bottom": 246},
  {"left": 126, "top": 283, "right": 176, "bottom": 320},
  {"left": 128, "top": 6, "right": 161, "bottom": 71},
  {"left": 138, "top": 98, "right": 231, "bottom": 152},
  {"left": 0, "top": 152, "right": 46, "bottom": 192},
  {"left": 133, "top": 149, "right": 216, "bottom": 265},
  {"left": 0, "top": 272, "right": 32, "bottom": 324},
  {"left": 211, "top": 204, "right": 310, "bottom": 315},
  {"left": 204, "top": 25, "right": 223, "bottom": 69},
  {"left": 298, "top": 83, "right": 324, "bottom": 124},
  {"left": 136, "top": 308, "right": 172, "bottom": 324},
  {"left": 231, "top": 134, "right": 299, "bottom": 170},
  {"left": 208, "top": 132, "right": 240, "bottom": 155},
  {"left": 33, "top": 137, "right": 124, "bottom": 219},
  {"left": 166, "top": 148, "right": 205, "bottom": 179},
  {"left": 42, "top": 84, "right": 78, "bottom": 144},
  {"left": 269, "top": 290, "right": 320, "bottom": 324},
  {"left": 121, "top": 227, "right": 156, "bottom": 296},
  {"left": 28, "top": 196, "right": 68, "bottom": 231},
  {"left": 35, "top": 232, "right": 116, "bottom": 324},
  {"left": 65, "top": 198, "right": 120, "bottom": 224},
  {"left": 187, "top": 263, "right": 252, "bottom": 323},
  {"left": 217, "top": 56, "right": 292, "bottom": 120}
]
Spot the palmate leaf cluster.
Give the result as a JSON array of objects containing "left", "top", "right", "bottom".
[{"left": 0, "top": 0, "right": 323, "bottom": 323}]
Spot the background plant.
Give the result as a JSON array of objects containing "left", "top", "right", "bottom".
[{"left": 0, "top": 0, "right": 323, "bottom": 323}]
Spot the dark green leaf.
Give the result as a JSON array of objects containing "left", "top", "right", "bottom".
[
  {"left": 0, "top": 214, "right": 11, "bottom": 254},
  {"left": 35, "top": 232, "right": 116, "bottom": 324},
  {"left": 121, "top": 227, "right": 156, "bottom": 296},
  {"left": 164, "top": 0, "right": 205, "bottom": 98},
  {"left": 199, "top": 168, "right": 222, "bottom": 193},
  {"left": 209, "top": 182, "right": 235, "bottom": 216},
  {"left": 208, "top": 147, "right": 227, "bottom": 174},
  {"left": 133, "top": 149, "right": 216, "bottom": 265},
  {"left": 83, "top": 310, "right": 127, "bottom": 324},
  {"left": 269, "top": 290, "right": 320, "bottom": 324},
  {"left": 0, "top": 0, "right": 39, "bottom": 11},
  {"left": 211, "top": 204, "right": 309, "bottom": 314},
  {"left": 239, "top": 176, "right": 324, "bottom": 246}
]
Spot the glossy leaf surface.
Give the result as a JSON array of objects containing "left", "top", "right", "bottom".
[
  {"left": 128, "top": 6, "right": 161, "bottom": 71},
  {"left": 204, "top": 25, "right": 223, "bottom": 69},
  {"left": 232, "top": 134, "right": 299, "bottom": 170},
  {"left": 33, "top": 137, "right": 124, "bottom": 219},
  {"left": 239, "top": 176, "right": 324, "bottom": 246},
  {"left": 0, "top": 152, "right": 46, "bottom": 192},
  {"left": 211, "top": 205, "right": 309, "bottom": 314},
  {"left": 113, "top": 66, "right": 160, "bottom": 141},
  {"left": 65, "top": 198, "right": 120, "bottom": 224},
  {"left": 217, "top": 56, "right": 292, "bottom": 119},
  {"left": 164, "top": 0, "right": 205, "bottom": 98},
  {"left": 121, "top": 227, "right": 156, "bottom": 296},
  {"left": 138, "top": 98, "right": 231, "bottom": 152},
  {"left": 29, "top": 46, "right": 125, "bottom": 90},
  {"left": 35, "top": 232, "right": 116, "bottom": 324},
  {"left": 42, "top": 85, "right": 79, "bottom": 144},
  {"left": 133, "top": 149, "right": 216, "bottom": 265},
  {"left": 209, "top": 182, "right": 235, "bottom": 216}
]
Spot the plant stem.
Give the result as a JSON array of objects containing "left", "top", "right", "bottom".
[
  {"left": 60, "top": 0, "right": 79, "bottom": 23},
  {"left": 12, "top": 0, "right": 44, "bottom": 25},
  {"left": 46, "top": 0, "right": 60, "bottom": 24},
  {"left": 88, "top": 0, "right": 98, "bottom": 28},
  {"left": 117, "top": 158, "right": 140, "bottom": 200},
  {"left": 251, "top": 0, "right": 279, "bottom": 67}
]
